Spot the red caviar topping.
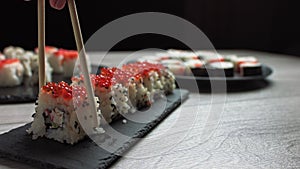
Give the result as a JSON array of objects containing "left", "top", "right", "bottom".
[
  {"left": 208, "top": 58, "right": 225, "bottom": 63},
  {"left": 0, "top": 59, "right": 20, "bottom": 69},
  {"left": 122, "top": 62, "right": 165, "bottom": 78},
  {"left": 53, "top": 49, "right": 78, "bottom": 65},
  {"left": 54, "top": 49, "right": 78, "bottom": 59},
  {"left": 35, "top": 46, "right": 58, "bottom": 54},
  {"left": 94, "top": 74, "right": 113, "bottom": 88},
  {"left": 73, "top": 74, "right": 113, "bottom": 89},
  {"left": 236, "top": 60, "right": 258, "bottom": 72},
  {"left": 100, "top": 67, "right": 133, "bottom": 85},
  {"left": 41, "top": 81, "right": 87, "bottom": 101}
]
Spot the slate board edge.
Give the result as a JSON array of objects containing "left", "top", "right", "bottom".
[
  {"left": 0, "top": 89, "right": 189, "bottom": 169},
  {"left": 103, "top": 89, "right": 189, "bottom": 169}
]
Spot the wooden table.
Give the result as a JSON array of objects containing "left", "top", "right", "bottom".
[{"left": 1, "top": 50, "right": 300, "bottom": 169}]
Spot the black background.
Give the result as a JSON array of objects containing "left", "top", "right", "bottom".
[{"left": 1, "top": 0, "right": 300, "bottom": 56}]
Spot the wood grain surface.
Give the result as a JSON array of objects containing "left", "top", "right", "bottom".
[{"left": 0, "top": 50, "right": 299, "bottom": 169}]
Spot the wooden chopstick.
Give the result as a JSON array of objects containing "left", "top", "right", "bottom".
[
  {"left": 38, "top": 0, "right": 46, "bottom": 91},
  {"left": 67, "top": 0, "right": 99, "bottom": 128}
]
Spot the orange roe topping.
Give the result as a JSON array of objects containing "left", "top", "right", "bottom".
[
  {"left": 122, "top": 62, "right": 165, "bottom": 77},
  {"left": 208, "top": 58, "right": 225, "bottom": 63},
  {"left": 72, "top": 62, "right": 165, "bottom": 89},
  {"left": 42, "top": 81, "right": 87, "bottom": 101},
  {"left": 0, "top": 59, "right": 20, "bottom": 69},
  {"left": 35, "top": 46, "right": 58, "bottom": 54},
  {"left": 100, "top": 67, "right": 133, "bottom": 85},
  {"left": 54, "top": 49, "right": 78, "bottom": 59},
  {"left": 72, "top": 74, "right": 113, "bottom": 89},
  {"left": 42, "top": 81, "right": 73, "bottom": 100},
  {"left": 237, "top": 60, "right": 258, "bottom": 72},
  {"left": 94, "top": 74, "right": 112, "bottom": 88}
]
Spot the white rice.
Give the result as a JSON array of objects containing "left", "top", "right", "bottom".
[{"left": 27, "top": 89, "right": 101, "bottom": 144}]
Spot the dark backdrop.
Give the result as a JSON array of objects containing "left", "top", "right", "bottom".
[{"left": 1, "top": 0, "right": 300, "bottom": 56}]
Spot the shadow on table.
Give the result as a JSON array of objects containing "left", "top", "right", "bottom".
[{"left": 176, "top": 79, "right": 272, "bottom": 93}]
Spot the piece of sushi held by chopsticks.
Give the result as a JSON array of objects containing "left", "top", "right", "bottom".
[{"left": 27, "top": 81, "right": 102, "bottom": 144}]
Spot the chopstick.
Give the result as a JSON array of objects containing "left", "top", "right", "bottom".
[
  {"left": 38, "top": 0, "right": 46, "bottom": 91},
  {"left": 67, "top": 0, "right": 99, "bottom": 129}
]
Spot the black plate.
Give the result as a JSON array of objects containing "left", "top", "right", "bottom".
[
  {"left": 0, "top": 89, "right": 188, "bottom": 169},
  {"left": 0, "top": 65, "right": 105, "bottom": 104},
  {"left": 175, "top": 65, "right": 273, "bottom": 92},
  {"left": 176, "top": 64, "right": 272, "bottom": 81}
]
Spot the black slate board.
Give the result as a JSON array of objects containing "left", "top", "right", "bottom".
[{"left": 0, "top": 89, "right": 188, "bottom": 169}]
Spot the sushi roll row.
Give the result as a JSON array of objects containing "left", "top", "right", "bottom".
[
  {"left": 138, "top": 50, "right": 263, "bottom": 77},
  {"left": 0, "top": 46, "right": 53, "bottom": 87},
  {"left": 28, "top": 62, "right": 176, "bottom": 144},
  {"left": 72, "top": 62, "right": 175, "bottom": 123},
  {"left": 0, "top": 45, "right": 86, "bottom": 87}
]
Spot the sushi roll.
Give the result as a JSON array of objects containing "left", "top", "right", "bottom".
[
  {"left": 195, "top": 51, "right": 222, "bottom": 61},
  {"left": 239, "top": 62, "right": 262, "bottom": 76},
  {"left": 0, "top": 58, "right": 24, "bottom": 87},
  {"left": 47, "top": 49, "right": 64, "bottom": 74},
  {"left": 101, "top": 66, "right": 156, "bottom": 116},
  {"left": 137, "top": 56, "right": 160, "bottom": 63},
  {"left": 19, "top": 51, "right": 34, "bottom": 77},
  {"left": 143, "top": 61, "right": 175, "bottom": 94},
  {"left": 122, "top": 62, "right": 164, "bottom": 98},
  {"left": 158, "top": 66, "right": 176, "bottom": 94},
  {"left": 205, "top": 56, "right": 225, "bottom": 63},
  {"left": 3, "top": 46, "right": 33, "bottom": 77},
  {"left": 161, "top": 59, "right": 184, "bottom": 66},
  {"left": 231, "top": 56, "right": 258, "bottom": 72},
  {"left": 60, "top": 50, "right": 78, "bottom": 77},
  {"left": 48, "top": 49, "right": 82, "bottom": 77},
  {"left": 30, "top": 54, "right": 53, "bottom": 85},
  {"left": 35, "top": 46, "right": 58, "bottom": 57},
  {"left": 208, "top": 61, "right": 234, "bottom": 77},
  {"left": 165, "top": 64, "right": 187, "bottom": 76},
  {"left": 123, "top": 62, "right": 175, "bottom": 95},
  {"left": 27, "top": 81, "right": 102, "bottom": 144},
  {"left": 160, "top": 59, "right": 187, "bottom": 76},
  {"left": 224, "top": 55, "right": 238, "bottom": 62},
  {"left": 155, "top": 53, "right": 172, "bottom": 60},
  {"left": 72, "top": 73, "right": 131, "bottom": 123},
  {"left": 166, "top": 49, "right": 199, "bottom": 61},
  {"left": 184, "top": 59, "right": 206, "bottom": 76},
  {"left": 92, "top": 75, "right": 122, "bottom": 123},
  {"left": 100, "top": 68, "right": 137, "bottom": 113},
  {"left": 3, "top": 46, "right": 25, "bottom": 59},
  {"left": 0, "top": 53, "right": 5, "bottom": 61}
]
